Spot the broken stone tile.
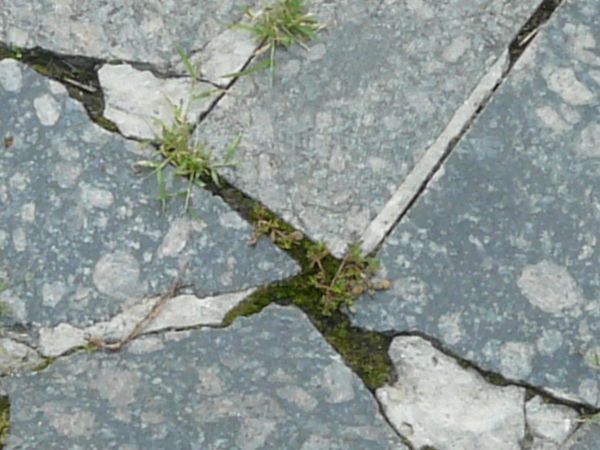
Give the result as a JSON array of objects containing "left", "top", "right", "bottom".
[
  {"left": 3, "top": 305, "right": 406, "bottom": 449},
  {"left": 0, "top": 61, "right": 298, "bottom": 329},
  {"left": 197, "top": 0, "right": 542, "bottom": 256},
  {"left": 0, "top": 0, "right": 257, "bottom": 74},
  {"left": 378, "top": 336, "right": 525, "bottom": 450},
  {"left": 353, "top": 0, "right": 600, "bottom": 407},
  {"left": 38, "top": 288, "right": 256, "bottom": 357},
  {"left": 98, "top": 64, "right": 214, "bottom": 140}
]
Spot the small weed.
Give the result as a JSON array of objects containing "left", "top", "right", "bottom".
[
  {"left": 236, "top": 0, "right": 323, "bottom": 77},
  {"left": 248, "top": 205, "right": 303, "bottom": 249},
  {"left": 309, "top": 243, "right": 389, "bottom": 316},
  {"left": 136, "top": 48, "right": 237, "bottom": 211},
  {"left": 138, "top": 107, "right": 239, "bottom": 211}
]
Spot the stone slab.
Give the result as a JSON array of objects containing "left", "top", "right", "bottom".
[
  {"left": 197, "top": 0, "right": 542, "bottom": 256},
  {"left": 353, "top": 0, "right": 600, "bottom": 407},
  {"left": 0, "top": 60, "right": 298, "bottom": 328},
  {"left": 0, "top": 0, "right": 257, "bottom": 75},
  {"left": 2, "top": 305, "right": 406, "bottom": 449}
]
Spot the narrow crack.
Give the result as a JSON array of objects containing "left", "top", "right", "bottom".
[
  {"left": 372, "top": 392, "right": 416, "bottom": 450},
  {"left": 360, "top": 0, "right": 566, "bottom": 256}
]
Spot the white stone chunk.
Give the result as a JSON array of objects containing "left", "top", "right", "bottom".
[
  {"left": 39, "top": 324, "right": 87, "bottom": 357},
  {"left": 98, "top": 64, "right": 213, "bottom": 140},
  {"left": 0, "top": 338, "right": 42, "bottom": 374},
  {"left": 377, "top": 336, "right": 526, "bottom": 450},
  {"left": 38, "top": 288, "right": 255, "bottom": 356}
]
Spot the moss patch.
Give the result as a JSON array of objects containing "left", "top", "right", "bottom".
[
  {"left": 223, "top": 255, "right": 394, "bottom": 390},
  {"left": 0, "top": 396, "right": 9, "bottom": 447}
]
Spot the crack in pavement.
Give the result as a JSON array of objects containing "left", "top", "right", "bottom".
[{"left": 0, "top": 2, "right": 586, "bottom": 448}]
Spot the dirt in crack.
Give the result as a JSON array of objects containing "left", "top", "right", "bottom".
[
  {"left": 209, "top": 179, "right": 395, "bottom": 390},
  {"left": 509, "top": 0, "right": 564, "bottom": 65},
  {"left": 0, "top": 42, "right": 115, "bottom": 132}
]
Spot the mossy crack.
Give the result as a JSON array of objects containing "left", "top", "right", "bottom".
[{"left": 0, "top": 42, "right": 116, "bottom": 132}]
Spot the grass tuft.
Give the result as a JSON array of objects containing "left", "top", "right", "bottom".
[
  {"left": 237, "top": 0, "right": 324, "bottom": 77},
  {"left": 308, "top": 243, "right": 389, "bottom": 316},
  {"left": 137, "top": 107, "right": 238, "bottom": 212},
  {"left": 248, "top": 205, "right": 303, "bottom": 249}
]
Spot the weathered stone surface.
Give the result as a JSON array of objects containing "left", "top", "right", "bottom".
[
  {"left": 378, "top": 336, "right": 526, "bottom": 450},
  {"left": 525, "top": 396, "right": 578, "bottom": 447},
  {"left": 0, "top": 60, "right": 298, "bottom": 328},
  {"left": 98, "top": 64, "right": 214, "bottom": 140},
  {"left": 197, "top": 0, "right": 542, "bottom": 256},
  {"left": 38, "top": 288, "right": 256, "bottom": 357},
  {"left": 353, "top": 0, "right": 600, "bottom": 406},
  {"left": 563, "top": 422, "right": 600, "bottom": 449},
  {"left": 0, "top": 0, "right": 257, "bottom": 75},
  {"left": 3, "top": 306, "right": 406, "bottom": 449}
]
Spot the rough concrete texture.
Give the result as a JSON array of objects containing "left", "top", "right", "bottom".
[
  {"left": 98, "top": 63, "right": 215, "bottom": 140},
  {"left": 353, "top": 0, "right": 600, "bottom": 407},
  {"left": 2, "top": 306, "right": 406, "bottom": 450},
  {"left": 378, "top": 336, "right": 526, "bottom": 449},
  {"left": 0, "top": 60, "right": 298, "bottom": 329},
  {"left": 0, "top": 0, "right": 258, "bottom": 76},
  {"left": 563, "top": 422, "right": 600, "bottom": 449},
  {"left": 197, "top": 0, "right": 542, "bottom": 256}
]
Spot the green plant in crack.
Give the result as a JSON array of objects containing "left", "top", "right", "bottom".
[
  {"left": 138, "top": 108, "right": 239, "bottom": 211},
  {"left": 236, "top": 0, "right": 324, "bottom": 77},
  {"left": 248, "top": 205, "right": 303, "bottom": 249},
  {"left": 308, "top": 243, "right": 389, "bottom": 316},
  {"left": 0, "top": 396, "right": 8, "bottom": 447},
  {"left": 137, "top": 48, "right": 238, "bottom": 211}
]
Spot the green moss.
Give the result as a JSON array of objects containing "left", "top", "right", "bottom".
[
  {"left": 223, "top": 260, "right": 394, "bottom": 389},
  {"left": 31, "top": 357, "right": 57, "bottom": 373},
  {"left": 0, "top": 396, "right": 9, "bottom": 447}
]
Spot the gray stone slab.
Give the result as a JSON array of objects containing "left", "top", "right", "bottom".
[
  {"left": 352, "top": 0, "right": 600, "bottom": 407},
  {"left": 197, "top": 0, "right": 542, "bottom": 256},
  {"left": 2, "top": 305, "right": 406, "bottom": 450},
  {"left": 0, "top": 0, "right": 255, "bottom": 73},
  {"left": 0, "top": 60, "right": 298, "bottom": 328}
]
